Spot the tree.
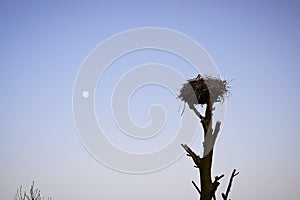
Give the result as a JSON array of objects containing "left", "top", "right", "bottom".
[
  {"left": 179, "top": 75, "right": 238, "bottom": 200},
  {"left": 14, "top": 181, "right": 52, "bottom": 200}
]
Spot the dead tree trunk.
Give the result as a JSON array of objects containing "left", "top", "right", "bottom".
[{"left": 182, "top": 99, "right": 238, "bottom": 200}]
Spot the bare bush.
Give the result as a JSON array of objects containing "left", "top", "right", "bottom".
[{"left": 14, "top": 182, "right": 51, "bottom": 200}]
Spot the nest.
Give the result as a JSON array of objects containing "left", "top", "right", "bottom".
[{"left": 178, "top": 75, "right": 229, "bottom": 107}]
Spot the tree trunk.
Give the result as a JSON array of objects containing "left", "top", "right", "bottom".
[{"left": 182, "top": 98, "right": 238, "bottom": 200}]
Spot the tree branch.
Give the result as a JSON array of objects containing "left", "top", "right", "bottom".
[
  {"left": 210, "top": 174, "right": 225, "bottom": 199},
  {"left": 189, "top": 104, "right": 204, "bottom": 120},
  {"left": 181, "top": 144, "right": 201, "bottom": 168},
  {"left": 192, "top": 180, "right": 201, "bottom": 195},
  {"left": 203, "top": 121, "right": 221, "bottom": 156},
  {"left": 222, "top": 169, "right": 239, "bottom": 200}
]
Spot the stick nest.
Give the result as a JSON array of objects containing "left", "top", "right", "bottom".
[{"left": 178, "top": 75, "right": 229, "bottom": 106}]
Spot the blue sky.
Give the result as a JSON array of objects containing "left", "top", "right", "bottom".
[{"left": 1, "top": 1, "right": 300, "bottom": 199}]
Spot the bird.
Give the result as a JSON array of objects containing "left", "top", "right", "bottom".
[{"left": 196, "top": 74, "right": 202, "bottom": 81}]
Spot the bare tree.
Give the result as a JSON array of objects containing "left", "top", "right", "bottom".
[
  {"left": 14, "top": 182, "right": 52, "bottom": 200},
  {"left": 179, "top": 75, "right": 238, "bottom": 200}
]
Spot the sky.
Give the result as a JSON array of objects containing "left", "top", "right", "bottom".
[{"left": 1, "top": 0, "right": 300, "bottom": 199}]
